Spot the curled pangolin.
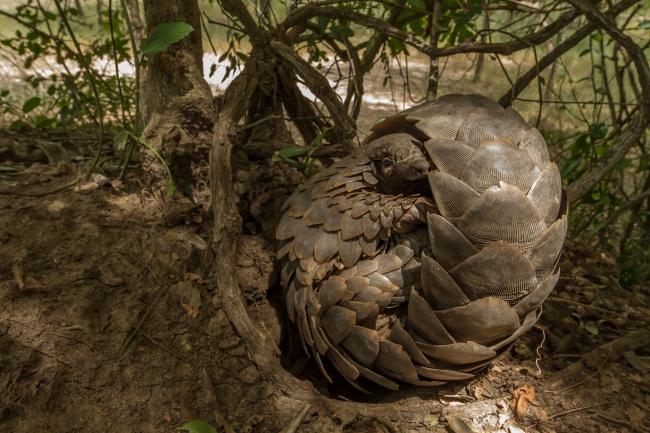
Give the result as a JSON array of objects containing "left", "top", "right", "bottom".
[{"left": 276, "top": 94, "right": 567, "bottom": 391}]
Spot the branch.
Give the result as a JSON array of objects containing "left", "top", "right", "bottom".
[
  {"left": 276, "top": 65, "right": 327, "bottom": 145},
  {"left": 358, "top": 0, "right": 406, "bottom": 73},
  {"left": 270, "top": 40, "right": 357, "bottom": 145},
  {"left": 211, "top": 66, "right": 266, "bottom": 359},
  {"left": 564, "top": 0, "right": 650, "bottom": 202},
  {"left": 590, "top": 188, "right": 650, "bottom": 236},
  {"left": 565, "top": 0, "right": 650, "bottom": 110},
  {"left": 567, "top": 110, "right": 645, "bottom": 202},
  {"left": 282, "top": 5, "right": 583, "bottom": 57},
  {"left": 218, "top": 0, "right": 266, "bottom": 42},
  {"left": 499, "top": 0, "right": 640, "bottom": 107},
  {"left": 282, "top": 6, "right": 431, "bottom": 54}
]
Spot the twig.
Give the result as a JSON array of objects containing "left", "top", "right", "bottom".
[
  {"left": 545, "top": 296, "right": 621, "bottom": 315},
  {"left": 567, "top": 110, "right": 645, "bottom": 202},
  {"left": 0, "top": 174, "right": 85, "bottom": 197},
  {"left": 21, "top": 343, "right": 71, "bottom": 366},
  {"left": 201, "top": 12, "right": 219, "bottom": 57},
  {"left": 589, "top": 188, "right": 650, "bottom": 236},
  {"left": 270, "top": 40, "right": 357, "bottom": 147},
  {"left": 35, "top": 0, "right": 96, "bottom": 125},
  {"left": 108, "top": 0, "right": 128, "bottom": 126},
  {"left": 597, "top": 414, "right": 650, "bottom": 433},
  {"left": 527, "top": 402, "right": 607, "bottom": 428},
  {"left": 548, "top": 351, "right": 612, "bottom": 394},
  {"left": 565, "top": 0, "right": 650, "bottom": 203},
  {"left": 240, "top": 114, "right": 328, "bottom": 131},
  {"left": 533, "top": 325, "right": 546, "bottom": 378},
  {"left": 512, "top": 97, "right": 640, "bottom": 106},
  {"left": 202, "top": 368, "right": 237, "bottom": 433},
  {"left": 377, "top": 417, "right": 402, "bottom": 433},
  {"left": 118, "top": 0, "right": 141, "bottom": 179},
  {"left": 499, "top": 0, "right": 639, "bottom": 107},
  {"left": 205, "top": 16, "right": 245, "bottom": 33},
  {"left": 118, "top": 285, "right": 169, "bottom": 357},
  {"left": 281, "top": 403, "right": 311, "bottom": 433},
  {"left": 141, "top": 332, "right": 191, "bottom": 363},
  {"left": 281, "top": 4, "right": 582, "bottom": 58},
  {"left": 53, "top": 0, "right": 105, "bottom": 180}
]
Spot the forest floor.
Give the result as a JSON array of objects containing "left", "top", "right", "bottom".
[{"left": 0, "top": 129, "right": 649, "bottom": 433}]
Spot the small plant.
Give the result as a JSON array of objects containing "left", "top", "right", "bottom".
[{"left": 178, "top": 420, "right": 219, "bottom": 433}]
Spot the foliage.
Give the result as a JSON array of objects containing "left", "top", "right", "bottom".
[
  {"left": 0, "top": 1, "right": 134, "bottom": 130},
  {"left": 140, "top": 21, "right": 194, "bottom": 55},
  {"left": 178, "top": 420, "right": 219, "bottom": 433}
]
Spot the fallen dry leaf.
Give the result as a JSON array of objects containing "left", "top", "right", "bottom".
[
  {"left": 181, "top": 302, "right": 200, "bottom": 318},
  {"left": 510, "top": 384, "right": 536, "bottom": 418},
  {"left": 184, "top": 272, "right": 203, "bottom": 282},
  {"left": 22, "top": 276, "right": 48, "bottom": 293},
  {"left": 12, "top": 262, "right": 24, "bottom": 289}
]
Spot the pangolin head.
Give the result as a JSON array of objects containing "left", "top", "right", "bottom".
[{"left": 366, "top": 133, "right": 431, "bottom": 192}]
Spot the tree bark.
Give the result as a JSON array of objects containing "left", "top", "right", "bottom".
[
  {"left": 141, "top": 0, "right": 205, "bottom": 124},
  {"left": 140, "top": 0, "right": 215, "bottom": 201}
]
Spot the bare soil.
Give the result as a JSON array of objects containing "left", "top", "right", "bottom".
[{"left": 0, "top": 137, "right": 649, "bottom": 433}]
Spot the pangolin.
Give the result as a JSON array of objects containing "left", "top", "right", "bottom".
[{"left": 276, "top": 94, "right": 567, "bottom": 391}]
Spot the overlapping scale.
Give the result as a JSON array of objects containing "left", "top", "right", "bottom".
[
  {"left": 457, "top": 184, "right": 548, "bottom": 252},
  {"left": 449, "top": 242, "right": 538, "bottom": 302},
  {"left": 277, "top": 93, "right": 566, "bottom": 391},
  {"left": 527, "top": 163, "right": 563, "bottom": 225},
  {"left": 459, "top": 141, "right": 540, "bottom": 193}
]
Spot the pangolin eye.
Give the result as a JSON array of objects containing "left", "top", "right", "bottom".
[{"left": 382, "top": 157, "right": 393, "bottom": 167}]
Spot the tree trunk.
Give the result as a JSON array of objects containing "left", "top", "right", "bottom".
[
  {"left": 140, "top": 0, "right": 215, "bottom": 201},
  {"left": 142, "top": 0, "right": 205, "bottom": 124}
]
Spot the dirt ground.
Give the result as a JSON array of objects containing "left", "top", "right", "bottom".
[{"left": 0, "top": 134, "right": 649, "bottom": 433}]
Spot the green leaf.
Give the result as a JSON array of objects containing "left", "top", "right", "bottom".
[
  {"left": 140, "top": 22, "right": 194, "bottom": 55},
  {"left": 387, "top": 37, "right": 406, "bottom": 54},
  {"left": 277, "top": 146, "right": 311, "bottom": 159},
  {"left": 590, "top": 122, "right": 607, "bottom": 141},
  {"left": 22, "top": 96, "right": 41, "bottom": 113},
  {"left": 9, "top": 119, "right": 26, "bottom": 130},
  {"left": 331, "top": 24, "right": 354, "bottom": 39},
  {"left": 639, "top": 20, "right": 650, "bottom": 30},
  {"left": 578, "top": 48, "right": 591, "bottom": 57},
  {"left": 572, "top": 134, "right": 589, "bottom": 153},
  {"left": 561, "top": 158, "right": 581, "bottom": 178},
  {"left": 34, "top": 114, "right": 55, "bottom": 128},
  {"left": 0, "top": 165, "right": 17, "bottom": 172},
  {"left": 114, "top": 129, "right": 128, "bottom": 152},
  {"left": 178, "top": 420, "right": 218, "bottom": 433}
]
